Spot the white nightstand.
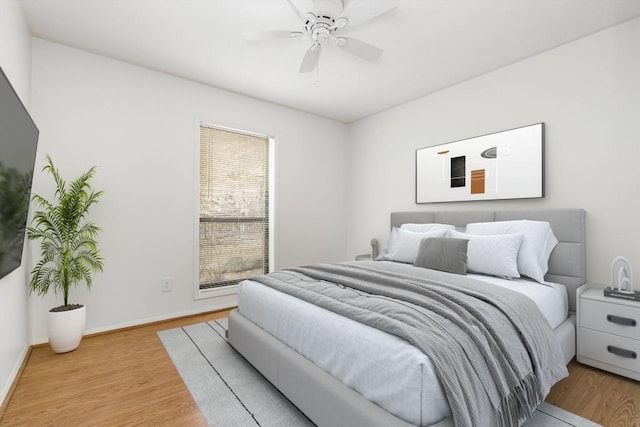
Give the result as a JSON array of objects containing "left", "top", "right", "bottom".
[{"left": 577, "top": 284, "right": 640, "bottom": 380}]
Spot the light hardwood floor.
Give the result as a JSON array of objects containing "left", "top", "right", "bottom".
[
  {"left": 546, "top": 359, "right": 640, "bottom": 426},
  {"left": 0, "top": 310, "right": 230, "bottom": 427},
  {"left": 2, "top": 311, "right": 639, "bottom": 426}
]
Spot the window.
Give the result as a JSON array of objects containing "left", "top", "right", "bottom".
[{"left": 198, "top": 124, "right": 270, "bottom": 292}]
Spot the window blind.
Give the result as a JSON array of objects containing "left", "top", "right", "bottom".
[{"left": 199, "top": 124, "right": 269, "bottom": 289}]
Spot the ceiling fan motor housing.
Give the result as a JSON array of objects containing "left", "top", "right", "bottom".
[{"left": 306, "top": 16, "right": 335, "bottom": 43}]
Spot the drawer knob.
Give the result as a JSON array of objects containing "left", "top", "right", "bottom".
[
  {"left": 607, "top": 345, "right": 637, "bottom": 359},
  {"left": 606, "top": 314, "right": 637, "bottom": 327}
]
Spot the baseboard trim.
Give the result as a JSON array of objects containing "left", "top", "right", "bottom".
[
  {"left": 0, "top": 344, "right": 32, "bottom": 423},
  {"left": 30, "top": 305, "right": 237, "bottom": 346},
  {"left": 29, "top": 306, "right": 235, "bottom": 348},
  {"left": 83, "top": 306, "right": 236, "bottom": 339}
]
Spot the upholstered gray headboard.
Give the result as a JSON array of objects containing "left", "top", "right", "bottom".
[{"left": 389, "top": 209, "right": 586, "bottom": 312}]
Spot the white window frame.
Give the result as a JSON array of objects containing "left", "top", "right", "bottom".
[{"left": 193, "top": 121, "right": 275, "bottom": 301}]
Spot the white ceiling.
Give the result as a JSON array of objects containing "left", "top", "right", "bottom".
[{"left": 20, "top": 0, "right": 640, "bottom": 123}]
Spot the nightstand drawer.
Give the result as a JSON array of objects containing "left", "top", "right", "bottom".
[
  {"left": 580, "top": 328, "right": 640, "bottom": 373},
  {"left": 580, "top": 298, "right": 640, "bottom": 340}
]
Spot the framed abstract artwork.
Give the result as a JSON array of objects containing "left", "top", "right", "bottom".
[{"left": 416, "top": 123, "right": 544, "bottom": 203}]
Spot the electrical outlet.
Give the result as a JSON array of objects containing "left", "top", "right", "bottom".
[{"left": 161, "top": 277, "right": 172, "bottom": 292}]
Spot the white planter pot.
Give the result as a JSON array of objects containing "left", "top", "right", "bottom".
[{"left": 47, "top": 305, "right": 86, "bottom": 353}]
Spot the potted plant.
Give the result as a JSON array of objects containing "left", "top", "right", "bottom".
[{"left": 27, "top": 155, "right": 104, "bottom": 353}]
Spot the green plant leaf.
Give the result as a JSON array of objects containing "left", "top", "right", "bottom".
[{"left": 27, "top": 155, "right": 104, "bottom": 306}]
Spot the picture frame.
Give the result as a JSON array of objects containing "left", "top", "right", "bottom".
[{"left": 416, "top": 123, "right": 544, "bottom": 203}]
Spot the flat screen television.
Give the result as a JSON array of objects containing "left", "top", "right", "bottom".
[{"left": 0, "top": 66, "right": 39, "bottom": 280}]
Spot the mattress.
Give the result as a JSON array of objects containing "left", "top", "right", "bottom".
[{"left": 237, "top": 261, "right": 569, "bottom": 426}]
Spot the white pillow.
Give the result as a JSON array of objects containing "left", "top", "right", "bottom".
[
  {"left": 400, "top": 223, "right": 456, "bottom": 233},
  {"left": 377, "top": 228, "right": 448, "bottom": 263},
  {"left": 465, "top": 220, "right": 558, "bottom": 283},
  {"left": 448, "top": 230, "right": 523, "bottom": 279}
]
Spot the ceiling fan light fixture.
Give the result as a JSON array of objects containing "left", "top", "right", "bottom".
[
  {"left": 335, "top": 17, "right": 348, "bottom": 29},
  {"left": 303, "top": 12, "right": 317, "bottom": 24}
]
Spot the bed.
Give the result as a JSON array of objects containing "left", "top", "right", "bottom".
[{"left": 228, "top": 208, "right": 586, "bottom": 427}]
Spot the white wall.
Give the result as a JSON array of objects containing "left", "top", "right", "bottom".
[
  {"left": 0, "top": 0, "right": 32, "bottom": 407},
  {"left": 347, "top": 17, "right": 640, "bottom": 286},
  {"left": 28, "top": 39, "right": 348, "bottom": 343}
]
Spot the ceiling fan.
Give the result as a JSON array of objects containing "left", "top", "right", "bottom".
[{"left": 242, "top": 0, "right": 399, "bottom": 73}]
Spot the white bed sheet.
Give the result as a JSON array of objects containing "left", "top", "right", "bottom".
[{"left": 237, "top": 263, "right": 568, "bottom": 426}]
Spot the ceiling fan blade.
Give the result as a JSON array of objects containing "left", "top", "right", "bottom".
[
  {"left": 337, "top": 37, "right": 383, "bottom": 61},
  {"left": 242, "top": 30, "right": 302, "bottom": 41},
  {"left": 341, "top": 0, "right": 398, "bottom": 28},
  {"left": 311, "top": 0, "right": 344, "bottom": 17},
  {"left": 299, "top": 43, "right": 321, "bottom": 73},
  {"left": 286, "top": 0, "right": 316, "bottom": 20}
]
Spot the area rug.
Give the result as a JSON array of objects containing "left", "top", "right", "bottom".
[{"left": 158, "top": 319, "right": 600, "bottom": 427}]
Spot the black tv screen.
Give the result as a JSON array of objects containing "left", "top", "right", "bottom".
[{"left": 0, "top": 66, "right": 39, "bottom": 280}]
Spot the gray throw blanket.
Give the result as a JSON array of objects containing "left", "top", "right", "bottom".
[{"left": 251, "top": 262, "right": 568, "bottom": 427}]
